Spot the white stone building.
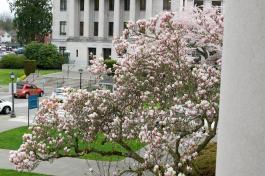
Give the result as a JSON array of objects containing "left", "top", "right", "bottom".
[{"left": 52, "top": 0, "right": 223, "bottom": 70}]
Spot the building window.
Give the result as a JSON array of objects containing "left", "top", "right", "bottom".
[
  {"left": 76, "top": 50, "right": 79, "bottom": 57},
  {"left": 80, "top": 22, "right": 84, "bottom": 36},
  {"left": 212, "top": 1, "right": 222, "bottom": 7},
  {"left": 109, "top": 22, "right": 114, "bottom": 36},
  {"left": 103, "top": 48, "right": 112, "bottom": 60},
  {"left": 212, "top": 1, "right": 222, "bottom": 6},
  {"left": 109, "top": 0, "right": 114, "bottom": 11},
  {"left": 124, "top": 22, "right": 128, "bottom": 29},
  {"left": 194, "top": 0, "right": 204, "bottom": 9},
  {"left": 80, "top": 0, "right": 84, "bottom": 11},
  {"left": 60, "top": 0, "right": 67, "bottom": 11},
  {"left": 60, "top": 21, "right": 66, "bottom": 35},
  {"left": 59, "top": 47, "right": 66, "bottom": 55},
  {"left": 124, "top": 0, "right": 130, "bottom": 11},
  {"left": 163, "top": 0, "right": 171, "bottom": 10},
  {"left": 212, "top": 1, "right": 222, "bottom": 12},
  {"left": 94, "top": 22, "right": 98, "bottom": 36},
  {"left": 140, "top": 0, "right": 146, "bottom": 11},
  {"left": 88, "top": 48, "right": 96, "bottom": 65},
  {"left": 94, "top": 0, "right": 99, "bottom": 10}
]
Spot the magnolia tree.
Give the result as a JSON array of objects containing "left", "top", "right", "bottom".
[{"left": 10, "top": 7, "right": 223, "bottom": 176}]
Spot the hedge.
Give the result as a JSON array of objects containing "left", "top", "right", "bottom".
[
  {"left": 0, "top": 54, "right": 26, "bottom": 69},
  {"left": 104, "top": 59, "right": 117, "bottom": 76},
  {"left": 24, "top": 60, "right": 37, "bottom": 76}
]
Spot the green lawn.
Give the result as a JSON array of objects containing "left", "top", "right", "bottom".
[
  {"left": 0, "top": 69, "right": 61, "bottom": 85},
  {"left": 0, "top": 126, "right": 29, "bottom": 150},
  {"left": 0, "top": 127, "right": 144, "bottom": 161},
  {"left": 0, "top": 169, "right": 49, "bottom": 176},
  {"left": 80, "top": 133, "right": 145, "bottom": 161}
]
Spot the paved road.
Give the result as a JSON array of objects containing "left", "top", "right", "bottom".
[{"left": 0, "top": 91, "right": 49, "bottom": 123}]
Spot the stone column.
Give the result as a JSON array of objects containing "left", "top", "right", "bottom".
[
  {"left": 221, "top": 1, "right": 225, "bottom": 14},
  {"left": 179, "top": 0, "right": 184, "bottom": 11},
  {"left": 98, "top": 0, "right": 105, "bottom": 38},
  {"left": 185, "top": 0, "right": 193, "bottom": 9},
  {"left": 171, "top": 0, "right": 180, "bottom": 12},
  {"left": 146, "top": 0, "right": 153, "bottom": 19},
  {"left": 130, "top": 0, "right": 136, "bottom": 22},
  {"left": 68, "top": 0, "right": 76, "bottom": 37},
  {"left": 217, "top": 1, "right": 265, "bottom": 175},
  {"left": 204, "top": 0, "right": 212, "bottom": 8},
  {"left": 83, "top": 0, "right": 91, "bottom": 37},
  {"left": 114, "top": 0, "right": 121, "bottom": 37},
  {"left": 52, "top": 0, "right": 58, "bottom": 38}
]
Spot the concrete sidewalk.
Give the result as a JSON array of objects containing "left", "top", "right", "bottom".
[
  {"left": 0, "top": 149, "right": 95, "bottom": 176},
  {"left": 0, "top": 148, "right": 140, "bottom": 176},
  {"left": 0, "top": 116, "right": 142, "bottom": 176},
  {"left": 0, "top": 115, "right": 26, "bottom": 133},
  {"left": 0, "top": 85, "right": 8, "bottom": 93}
]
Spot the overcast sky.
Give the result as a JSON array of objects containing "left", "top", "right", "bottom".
[{"left": 0, "top": 0, "right": 12, "bottom": 15}]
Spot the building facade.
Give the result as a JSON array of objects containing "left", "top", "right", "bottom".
[{"left": 52, "top": 0, "right": 223, "bottom": 70}]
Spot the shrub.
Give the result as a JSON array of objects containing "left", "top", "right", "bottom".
[
  {"left": 0, "top": 54, "right": 26, "bottom": 69},
  {"left": 24, "top": 60, "right": 37, "bottom": 76},
  {"left": 24, "top": 42, "right": 42, "bottom": 60},
  {"left": 104, "top": 59, "right": 117, "bottom": 75},
  {"left": 104, "top": 59, "right": 117, "bottom": 69},
  {"left": 191, "top": 143, "right": 217, "bottom": 176},
  {"left": 25, "top": 42, "right": 64, "bottom": 69}
]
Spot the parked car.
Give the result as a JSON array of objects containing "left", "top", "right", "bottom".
[
  {"left": 0, "top": 99, "right": 12, "bottom": 114},
  {"left": 51, "top": 87, "right": 67, "bottom": 102},
  {"left": 15, "top": 83, "right": 44, "bottom": 99},
  {"left": 15, "top": 47, "right": 25, "bottom": 54}
]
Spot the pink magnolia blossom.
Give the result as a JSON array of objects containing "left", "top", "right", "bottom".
[{"left": 10, "top": 7, "right": 223, "bottom": 175}]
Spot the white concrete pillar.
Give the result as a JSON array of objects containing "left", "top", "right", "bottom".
[
  {"left": 146, "top": 0, "right": 153, "bottom": 19},
  {"left": 179, "top": 0, "right": 184, "bottom": 11},
  {"left": 204, "top": 0, "right": 212, "bottom": 8},
  {"left": 185, "top": 0, "right": 193, "bottom": 9},
  {"left": 221, "top": 0, "right": 225, "bottom": 14},
  {"left": 52, "top": 0, "right": 59, "bottom": 38},
  {"left": 217, "top": 1, "right": 265, "bottom": 176},
  {"left": 68, "top": 0, "right": 76, "bottom": 37},
  {"left": 171, "top": 0, "right": 180, "bottom": 12},
  {"left": 114, "top": 0, "right": 121, "bottom": 37},
  {"left": 98, "top": 0, "right": 105, "bottom": 38},
  {"left": 130, "top": 0, "right": 136, "bottom": 22},
  {"left": 96, "top": 46, "right": 103, "bottom": 58},
  {"left": 83, "top": 0, "right": 91, "bottom": 37},
  {"left": 111, "top": 46, "right": 117, "bottom": 59}
]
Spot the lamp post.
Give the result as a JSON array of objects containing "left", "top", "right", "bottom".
[
  {"left": 10, "top": 72, "right": 16, "bottom": 118},
  {"left": 78, "top": 69, "right": 83, "bottom": 89}
]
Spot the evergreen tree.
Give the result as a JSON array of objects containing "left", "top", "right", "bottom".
[{"left": 9, "top": 0, "right": 52, "bottom": 44}]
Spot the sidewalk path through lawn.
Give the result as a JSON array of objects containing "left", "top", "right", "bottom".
[
  {"left": 0, "top": 116, "right": 26, "bottom": 133},
  {"left": 0, "top": 149, "right": 95, "bottom": 176},
  {"left": 0, "top": 116, "right": 145, "bottom": 176},
  {"left": 0, "top": 148, "right": 142, "bottom": 176}
]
